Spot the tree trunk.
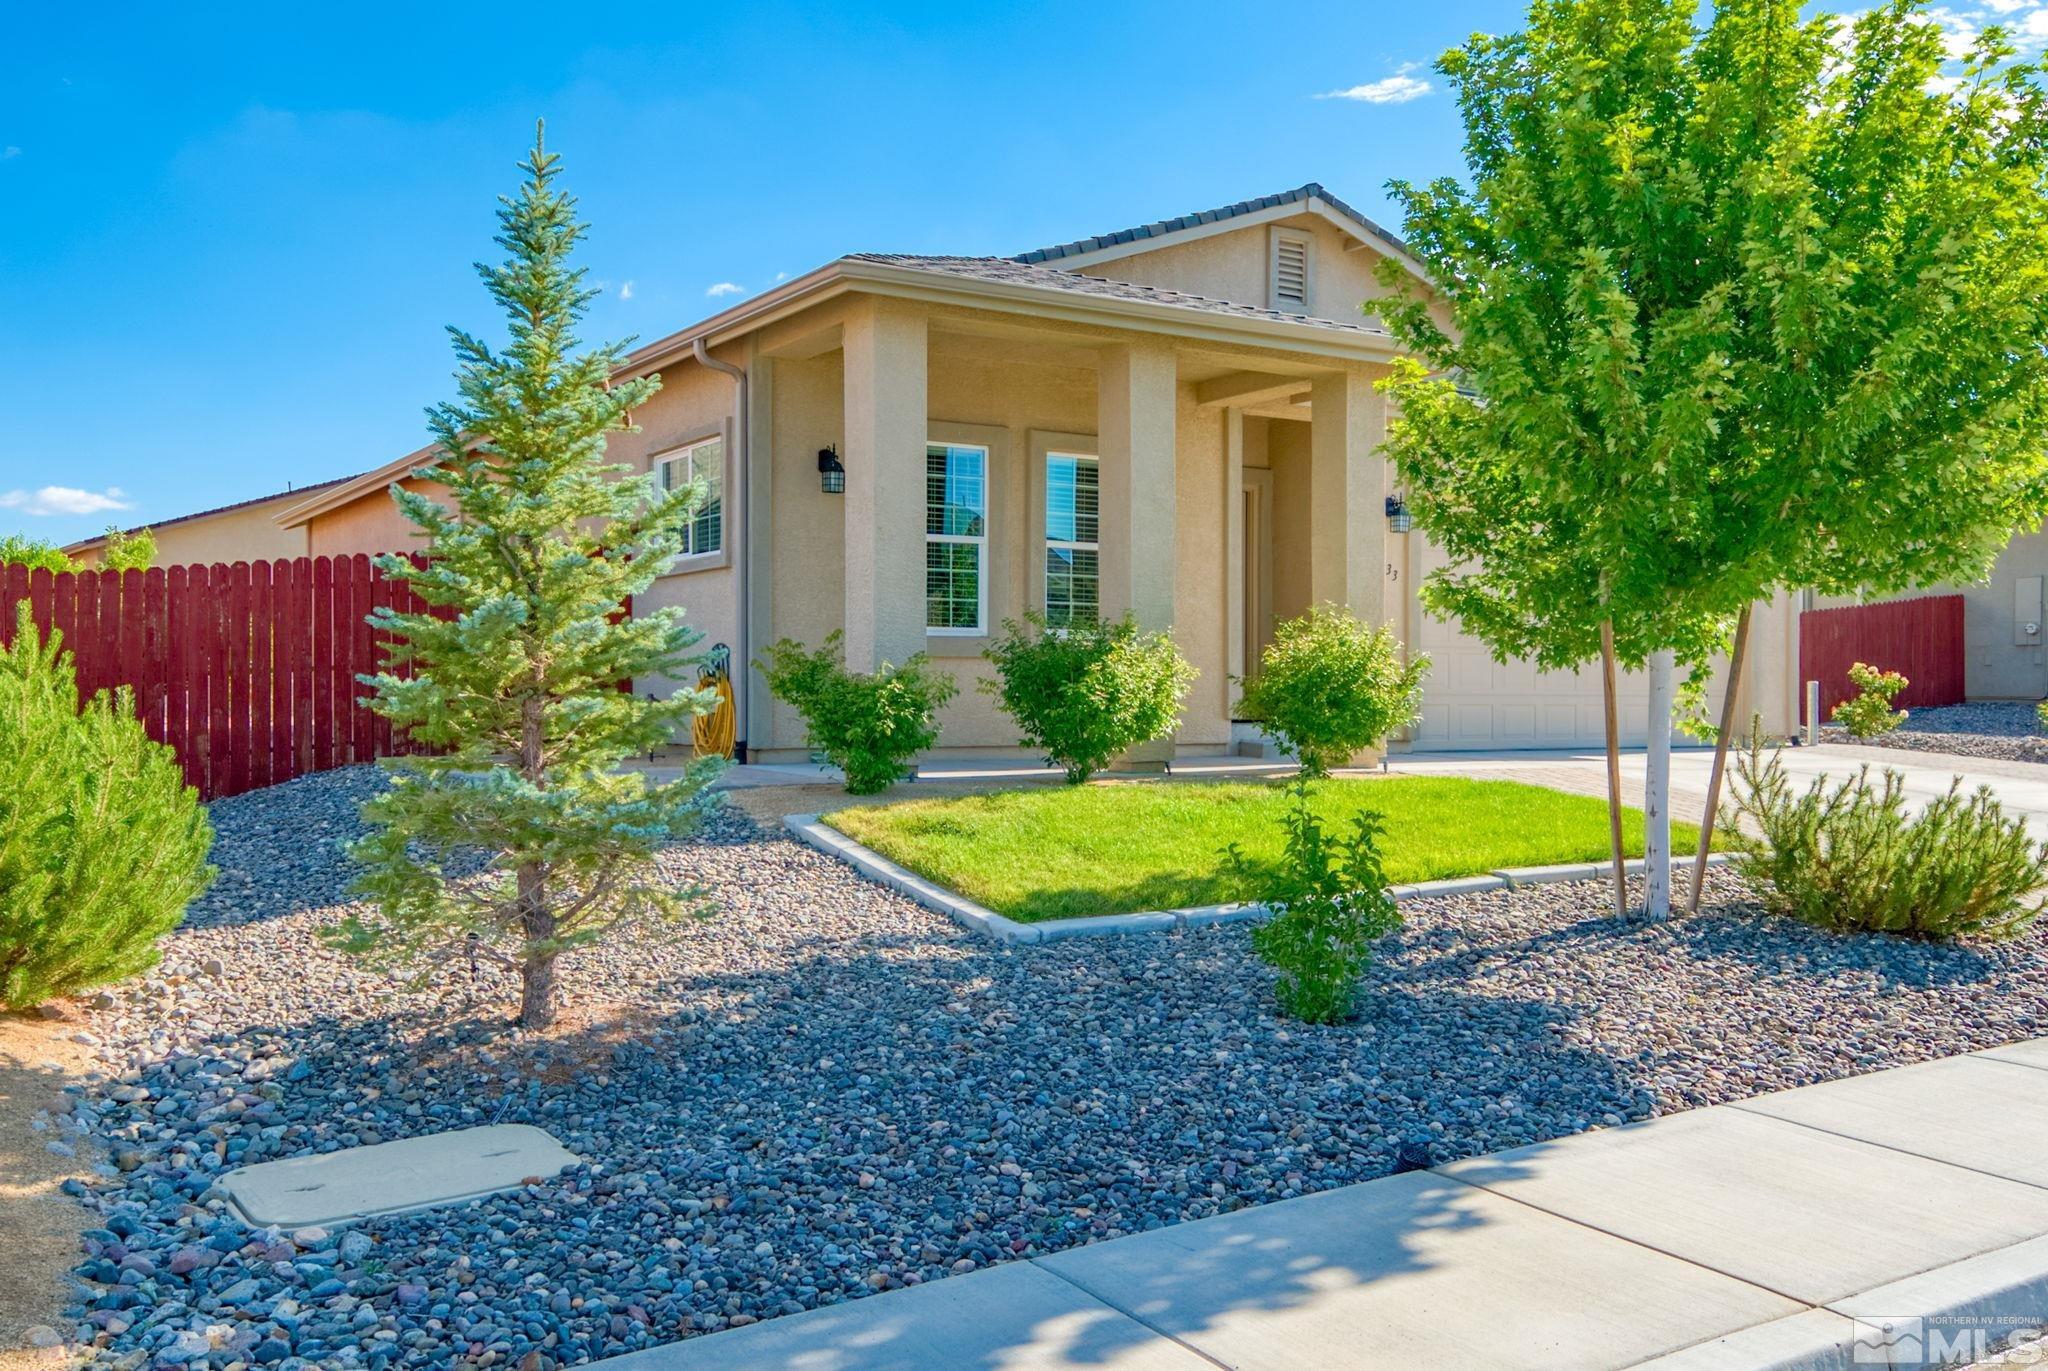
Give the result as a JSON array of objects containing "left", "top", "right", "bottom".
[
  {"left": 515, "top": 860, "right": 557, "bottom": 1029},
  {"left": 515, "top": 692, "right": 556, "bottom": 1030},
  {"left": 1600, "top": 620, "right": 1628, "bottom": 918},
  {"left": 1643, "top": 648, "right": 1676, "bottom": 919},
  {"left": 1688, "top": 603, "right": 1753, "bottom": 914}
]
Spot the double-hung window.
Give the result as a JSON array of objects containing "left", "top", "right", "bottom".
[
  {"left": 657, "top": 437, "right": 724, "bottom": 558},
  {"left": 925, "top": 442, "right": 988, "bottom": 633},
  {"left": 1043, "top": 453, "right": 1099, "bottom": 627}
]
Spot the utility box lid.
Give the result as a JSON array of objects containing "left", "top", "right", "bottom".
[{"left": 215, "top": 1124, "right": 580, "bottom": 1228}]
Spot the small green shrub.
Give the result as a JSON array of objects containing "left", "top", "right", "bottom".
[
  {"left": 1831, "top": 661, "right": 1908, "bottom": 739},
  {"left": 980, "top": 612, "right": 1195, "bottom": 782},
  {"left": 1227, "top": 781, "right": 1403, "bottom": 1023},
  {"left": 1, "top": 607, "right": 216, "bottom": 1008},
  {"left": 2035, "top": 698, "right": 2048, "bottom": 733},
  {"left": 1722, "top": 726, "right": 2044, "bottom": 939},
  {"left": 758, "top": 633, "right": 957, "bottom": 794},
  {"left": 1234, "top": 605, "right": 1429, "bottom": 777}
]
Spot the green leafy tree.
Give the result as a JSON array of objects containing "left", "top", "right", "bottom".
[
  {"left": 1234, "top": 605, "right": 1428, "bottom": 778},
  {"left": 979, "top": 611, "right": 1194, "bottom": 782},
  {"left": 338, "top": 127, "right": 721, "bottom": 1030},
  {"left": 1380, "top": 0, "right": 2048, "bottom": 916},
  {"left": 0, "top": 536, "right": 75, "bottom": 572},
  {"left": 101, "top": 526, "right": 155, "bottom": 572},
  {"left": 1, "top": 608, "right": 215, "bottom": 1008}
]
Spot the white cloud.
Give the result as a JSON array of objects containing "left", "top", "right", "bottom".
[
  {"left": 706, "top": 281, "right": 744, "bottom": 298},
  {"left": 618, "top": 280, "right": 635, "bottom": 300},
  {"left": 0, "top": 485, "right": 134, "bottom": 516},
  {"left": 1, "top": 147, "right": 18, "bottom": 160},
  {"left": 1317, "top": 62, "right": 1432, "bottom": 105}
]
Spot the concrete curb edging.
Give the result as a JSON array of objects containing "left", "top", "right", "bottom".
[{"left": 785, "top": 813, "right": 1737, "bottom": 947}]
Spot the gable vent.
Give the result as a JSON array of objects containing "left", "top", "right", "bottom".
[{"left": 1272, "top": 232, "right": 1310, "bottom": 313}]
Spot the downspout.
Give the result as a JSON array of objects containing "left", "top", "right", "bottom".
[{"left": 692, "top": 337, "right": 750, "bottom": 762}]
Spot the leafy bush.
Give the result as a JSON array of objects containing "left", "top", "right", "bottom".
[
  {"left": 1227, "top": 781, "right": 1403, "bottom": 1023},
  {"left": 101, "top": 526, "right": 155, "bottom": 572},
  {"left": 2035, "top": 698, "right": 2047, "bottom": 733},
  {"left": 0, "top": 608, "right": 215, "bottom": 1008},
  {"left": 1722, "top": 726, "right": 2044, "bottom": 939},
  {"left": 1234, "top": 605, "right": 1429, "bottom": 777},
  {"left": 0, "top": 535, "right": 74, "bottom": 573},
  {"left": 759, "top": 632, "right": 957, "bottom": 794},
  {"left": 980, "top": 612, "right": 1195, "bottom": 782},
  {"left": 1831, "top": 661, "right": 1908, "bottom": 739}
]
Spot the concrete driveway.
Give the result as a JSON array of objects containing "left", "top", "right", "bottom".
[{"left": 1390, "top": 741, "right": 2048, "bottom": 838}]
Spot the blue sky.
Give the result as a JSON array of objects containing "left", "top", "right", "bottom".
[
  {"left": 1, "top": 1, "right": 1552, "bottom": 546},
  {"left": 0, "top": 2, "right": 1691, "bottom": 544}
]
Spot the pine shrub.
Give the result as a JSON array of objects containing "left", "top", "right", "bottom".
[
  {"left": 980, "top": 612, "right": 1195, "bottom": 782},
  {"left": 1831, "top": 662, "right": 1908, "bottom": 739},
  {"left": 0, "top": 608, "right": 215, "bottom": 1008},
  {"left": 1723, "top": 727, "right": 2044, "bottom": 939},
  {"left": 758, "top": 633, "right": 957, "bottom": 794},
  {"left": 1228, "top": 782, "right": 1403, "bottom": 1023},
  {"left": 1234, "top": 605, "right": 1429, "bottom": 777}
]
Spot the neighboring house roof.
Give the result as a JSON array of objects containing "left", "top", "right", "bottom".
[
  {"left": 844, "top": 254, "right": 1390, "bottom": 338},
  {"left": 1012, "top": 182, "right": 1415, "bottom": 268},
  {"left": 62, "top": 474, "right": 353, "bottom": 555}
]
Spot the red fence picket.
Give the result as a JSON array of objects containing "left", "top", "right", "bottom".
[
  {"left": 1799, "top": 594, "right": 1967, "bottom": 720},
  {"left": 2, "top": 554, "right": 433, "bottom": 801}
]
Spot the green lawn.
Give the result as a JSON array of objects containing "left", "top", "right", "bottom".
[{"left": 828, "top": 777, "right": 1709, "bottom": 922}]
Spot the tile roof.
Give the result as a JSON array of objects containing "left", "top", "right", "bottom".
[
  {"left": 1010, "top": 183, "right": 1411, "bottom": 265},
  {"left": 846, "top": 253, "right": 1389, "bottom": 337}
]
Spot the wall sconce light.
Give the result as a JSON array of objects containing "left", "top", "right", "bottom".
[
  {"left": 1385, "top": 494, "right": 1413, "bottom": 534},
  {"left": 817, "top": 445, "right": 846, "bottom": 495}
]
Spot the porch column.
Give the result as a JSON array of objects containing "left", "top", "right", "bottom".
[
  {"left": 1308, "top": 368, "right": 1388, "bottom": 623},
  {"left": 1099, "top": 340, "right": 1179, "bottom": 767},
  {"left": 841, "top": 299, "right": 928, "bottom": 670},
  {"left": 1099, "top": 340, "right": 1179, "bottom": 630}
]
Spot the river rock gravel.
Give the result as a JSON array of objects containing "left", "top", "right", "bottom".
[
  {"left": 45, "top": 766, "right": 2048, "bottom": 1368},
  {"left": 1823, "top": 700, "right": 2048, "bottom": 764}
]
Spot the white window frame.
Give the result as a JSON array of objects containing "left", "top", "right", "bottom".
[
  {"left": 654, "top": 434, "right": 725, "bottom": 567},
  {"left": 1042, "top": 451, "right": 1100, "bottom": 628},
  {"left": 925, "top": 441, "right": 989, "bottom": 636}
]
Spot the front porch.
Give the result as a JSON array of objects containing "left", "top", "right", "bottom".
[{"left": 737, "top": 295, "right": 1399, "bottom": 764}]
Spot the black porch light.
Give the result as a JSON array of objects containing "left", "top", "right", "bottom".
[
  {"left": 1385, "top": 494, "right": 1414, "bottom": 534},
  {"left": 817, "top": 445, "right": 846, "bottom": 495}
]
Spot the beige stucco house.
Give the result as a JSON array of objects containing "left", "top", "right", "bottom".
[{"left": 103, "top": 184, "right": 1821, "bottom": 759}]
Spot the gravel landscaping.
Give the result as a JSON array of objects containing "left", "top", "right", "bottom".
[
  {"left": 1823, "top": 700, "right": 2048, "bottom": 764},
  {"left": 38, "top": 766, "right": 2048, "bottom": 1369}
]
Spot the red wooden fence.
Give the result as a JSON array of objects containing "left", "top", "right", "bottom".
[
  {"left": 1799, "top": 594, "right": 1966, "bottom": 720},
  {"left": 1, "top": 555, "right": 435, "bottom": 801}
]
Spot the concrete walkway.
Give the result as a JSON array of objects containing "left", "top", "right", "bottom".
[
  {"left": 1392, "top": 741, "right": 2048, "bottom": 836},
  {"left": 597, "top": 1040, "right": 2048, "bottom": 1370}
]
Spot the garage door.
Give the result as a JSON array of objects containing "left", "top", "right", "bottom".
[{"left": 1407, "top": 537, "right": 1651, "bottom": 751}]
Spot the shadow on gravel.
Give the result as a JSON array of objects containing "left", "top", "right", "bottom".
[{"left": 74, "top": 935, "right": 1631, "bottom": 1369}]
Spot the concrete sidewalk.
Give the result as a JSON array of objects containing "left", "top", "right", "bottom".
[{"left": 598, "top": 1040, "right": 2048, "bottom": 1370}]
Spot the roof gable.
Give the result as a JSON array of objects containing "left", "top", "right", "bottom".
[{"left": 1010, "top": 183, "right": 1423, "bottom": 282}]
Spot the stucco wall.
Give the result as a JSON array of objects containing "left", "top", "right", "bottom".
[
  {"left": 1073, "top": 213, "right": 1445, "bottom": 332},
  {"left": 73, "top": 497, "right": 310, "bottom": 569},
  {"left": 306, "top": 476, "right": 444, "bottom": 559}
]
